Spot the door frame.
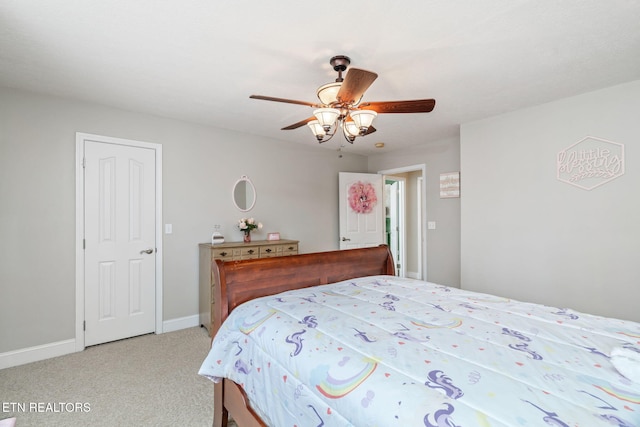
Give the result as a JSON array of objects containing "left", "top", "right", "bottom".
[
  {"left": 378, "top": 164, "right": 427, "bottom": 280},
  {"left": 75, "top": 132, "right": 163, "bottom": 351}
]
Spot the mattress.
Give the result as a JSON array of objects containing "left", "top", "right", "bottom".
[{"left": 199, "top": 275, "right": 640, "bottom": 426}]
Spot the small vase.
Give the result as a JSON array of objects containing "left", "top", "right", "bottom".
[{"left": 243, "top": 231, "right": 251, "bottom": 243}]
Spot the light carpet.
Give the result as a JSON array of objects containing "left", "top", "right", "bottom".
[{"left": 0, "top": 327, "right": 231, "bottom": 426}]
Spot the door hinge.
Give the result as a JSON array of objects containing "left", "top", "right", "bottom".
[
  {"left": 82, "top": 157, "right": 86, "bottom": 168},
  {"left": 83, "top": 321, "right": 86, "bottom": 331},
  {"left": 83, "top": 239, "right": 86, "bottom": 250}
]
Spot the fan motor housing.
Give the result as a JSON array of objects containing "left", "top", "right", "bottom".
[
  {"left": 330, "top": 55, "right": 351, "bottom": 82},
  {"left": 330, "top": 55, "right": 351, "bottom": 72}
]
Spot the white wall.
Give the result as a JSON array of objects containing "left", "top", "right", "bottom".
[
  {"left": 0, "top": 87, "right": 367, "bottom": 354},
  {"left": 368, "top": 137, "right": 461, "bottom": 286},
  {"left": 461, "top": 80, "right": 640, "bottom": 322}
]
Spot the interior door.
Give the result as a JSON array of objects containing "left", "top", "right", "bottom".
[
  {"left": 339, "top": 172, "right": 384, "bottom": 249},
  {"left": 83, "top": 140, "right": 156, "bottom": 346}
]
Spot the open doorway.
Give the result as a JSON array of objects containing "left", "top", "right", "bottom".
[
  {"left": 385, "top": 176, "right": 406, "bottom": 277},
  {"left": 379, "top": 165, "right": 427, "bottom": 280}
]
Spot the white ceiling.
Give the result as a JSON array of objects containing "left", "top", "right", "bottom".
[{"left": 2, "top": 1, "right": 640, "bottom": 155}]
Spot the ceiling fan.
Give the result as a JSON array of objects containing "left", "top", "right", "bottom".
[{"left": 250, "top": 55, "right": 436, "bottom": 144}]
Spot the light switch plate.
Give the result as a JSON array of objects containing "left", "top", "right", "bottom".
[{"left": 427, "top": 221, "right": 436, "bottom": 230}]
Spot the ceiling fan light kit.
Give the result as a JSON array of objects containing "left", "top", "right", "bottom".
[{"left": 250, "top": 55, "right": 435, "bottom": 145}]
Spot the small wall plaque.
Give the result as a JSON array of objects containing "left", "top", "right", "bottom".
[{"left": 440, "top": 172, "right": 460, "bottom": 198}]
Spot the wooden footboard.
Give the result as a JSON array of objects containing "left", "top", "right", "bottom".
[{"left": 210, "top": 245, "right": 395, "bottom": 427}]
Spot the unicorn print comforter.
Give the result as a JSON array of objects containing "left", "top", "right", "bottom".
[{"left": 199, "top": 275, "right": 640, "bottom": 426}]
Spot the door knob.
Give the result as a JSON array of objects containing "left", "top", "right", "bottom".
[
  {"left": 341, "top": 237, "right": 351, "bottom": 241},
  {"left": 140, "top": 248, "right": 154, "bottom": 254}
]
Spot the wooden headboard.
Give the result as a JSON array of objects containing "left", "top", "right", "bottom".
[{"left": 211, "top": 245, "right": 395, "bottom": 336}]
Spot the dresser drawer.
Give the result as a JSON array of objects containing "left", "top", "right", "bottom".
[
  {"left": 240, "top": 247, "right": 259, "bottom": 259},
  {"left": 259, "top": 245, "right": 280, "bottom": 257},
  {"left": 281, "top": 243, "right": 298, "bottom": 255},
  {"left": 211, "top": 247, "right": 240, "bottom": 260}
]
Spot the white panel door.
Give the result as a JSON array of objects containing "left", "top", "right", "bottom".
[
  {"left": 84, "top": 141, "right": 156, "bottom": 346},
  {"left": 339, "top": 172, "right": 384, "bottom": 249}
]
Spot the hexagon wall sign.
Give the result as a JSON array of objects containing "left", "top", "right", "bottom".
[{"left": 557, "top": 136, "right": 624, "bottom": 190}]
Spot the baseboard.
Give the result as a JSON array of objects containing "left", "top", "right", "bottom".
[
  {"left": 0, "top": 315, "right": 201, "bottom": 370},
  {"left": 406, "top": 271, "right": 421, "bottom": 279},
  {"left": 162, "top": 314, "right": 200, "bottom": 333},
  {"left": 0, "top": 339, "right": 76, "bottom": 370}
]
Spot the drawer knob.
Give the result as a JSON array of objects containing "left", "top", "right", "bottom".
[
  {"left": 265, "top": 248, "right": 272, "bottom": 253},
  {"left": 248, "top": 249, "right": 254, "bottom": 254},
  {"left": 288, "top": 246, "right": 294, "bottom": 250},
  {"left": 220, "top": 251, "right": 228, "bottom": 257}
]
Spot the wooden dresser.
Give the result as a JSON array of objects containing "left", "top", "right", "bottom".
[{"left": 199, "top": 239, "right": 299, "bottom": 336}]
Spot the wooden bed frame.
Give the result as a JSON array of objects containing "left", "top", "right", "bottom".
[{"left": 210, "top": 245, "right": 395, "bottom": 427}]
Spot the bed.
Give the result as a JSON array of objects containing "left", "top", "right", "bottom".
[{"left": 199, "top": 245, "right": 640, "bottom": 426}]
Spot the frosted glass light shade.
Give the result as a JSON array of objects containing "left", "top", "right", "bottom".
[
  {"left": 313, "top": 108, "right": 340, "bottom": 131},
  {"left": 316, "top": 82, "right": 342, "bottom": 105},
  {"left": 343, "top": 119, "right": 360, "bottom": 138},
  {"left": 307, "top": 120, "right": 326, "bottom": 141},
  {"left": 350, "top": 110, "right": 377, "bottom": 134}
]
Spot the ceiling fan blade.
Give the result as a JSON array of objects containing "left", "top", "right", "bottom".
[
  {"left": 364, "top": 125, "right": 376, "bottom": 135},
  {"left": 281, "top": 117, "right": 316, "bottom": 130},
  {"left": 250, "top": 95, "right": 320, "bottom": 108},
  {"left": 336, "top": 68, "right": 378, "bottom": 105},
  {"left": 359, "top": 99, "right": 436, "bottom": 114}
]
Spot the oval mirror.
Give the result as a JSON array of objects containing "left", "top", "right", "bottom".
[{"left": 232, "top": 175, "right": 256, "bottom": 212}]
